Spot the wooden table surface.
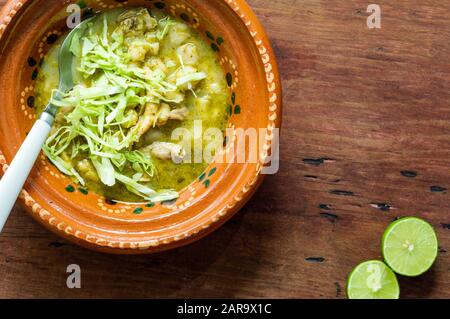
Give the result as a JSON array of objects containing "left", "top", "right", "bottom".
[{"left": 2, "top": 0, "right": 450, "bottom": 299}]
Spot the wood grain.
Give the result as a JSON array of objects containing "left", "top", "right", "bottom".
[{"left": 1, "top": 0, "right": 450, "bottom": 299}]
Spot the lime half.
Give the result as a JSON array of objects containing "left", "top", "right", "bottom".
[
  {"left": 382, "top": 217, "right": 438, "bottom": 277},
  {"left": 347, "top": 260, "right": 400, "bottom": 299}
]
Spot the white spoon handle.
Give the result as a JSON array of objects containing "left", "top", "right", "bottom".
[{"left": 0, "top": 118, "right": 52, "bottom": 231}]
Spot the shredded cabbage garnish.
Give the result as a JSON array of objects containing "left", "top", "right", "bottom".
[{"left": 43, "top": 10, "right": 201, "bottom": 202}]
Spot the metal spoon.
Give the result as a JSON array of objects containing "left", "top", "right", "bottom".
[{"left": 0, "top": 17, "right": 94, "bottom": 231}]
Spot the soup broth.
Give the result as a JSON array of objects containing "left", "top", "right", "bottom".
[{"left": 34, "top": 8, "right": 229, "bottom": 202}]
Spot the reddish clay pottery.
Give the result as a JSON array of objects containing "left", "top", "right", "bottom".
[{"left": 0, "top": 0, "right": 281, "bottom": 253}]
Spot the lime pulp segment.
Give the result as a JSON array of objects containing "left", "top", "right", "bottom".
[
  {"left": 382, "top": 217, "right": 438, "bottom": 277},
  {"left": 347, "top": 260, "right": 400, "bottom": 299}
]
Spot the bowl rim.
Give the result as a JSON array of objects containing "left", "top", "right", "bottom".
[{"left": 0, "top": 0, "right": 282, "bottom": 253}]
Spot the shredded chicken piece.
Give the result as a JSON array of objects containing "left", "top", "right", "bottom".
[
  {"left": 137, "top": 103, "right": 159, "bottom": 136},
  {"left": 118, "top": 8, "right": 157, "bottom": 35},
  {"left": 128, "top": 42, "right": 148, "bottom": 62},
  {"left": 168, "top": 23, "right": 191, "bottom": 46},
  {"left": 136, "top": 103, "right": 189, "bottom": 139},
  {"left": 145, "top": 57, "right": 168, "bottom": 75},
  {"left": 169, "top": 107, "right": 189, "bottom": 121},
  {"left": 157, "top": 103, "right": 171, "bottom": 127},
  {"left": 149, "top": 142, "right": 186, "bottom": 162},
  {"left": 176, "top": 43, "right": 199, "bottom": 65},
  {"left": 158, "top": 105, "right": 189, "bottom": 126},
  {"left": 76, "top": 159, "right": 100, "bottom": 182}
]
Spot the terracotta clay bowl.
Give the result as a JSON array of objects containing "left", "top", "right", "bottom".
[{"left": 0, "top": 0, "right": 282, "bottom": 254}]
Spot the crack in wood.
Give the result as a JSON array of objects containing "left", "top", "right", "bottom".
[
  {"left": 370, "top": 203, "right": 393, "bottom": 212},
  {"left": 335, "top": 282, "right": 342, "bottom": 298},
  {"left": 401, "top": 170, "right": 417, "bottom": 178},
  {"left": 48, "top": 242, "right": 66, "bottom": 248},
  {"left": 306, "top": 257, "right": 326, "bottom": 263},
  {"left": 330, "top": 190, "right": 354, "bottom": 196},
  {"left": 431, "top": 186, "right": 447, "bottom": 193},
  {"left": 302, "top": 158, "right": 335, "bottom": 166},
  {"left": 320, "top": 212, "right": 339, "bottom": 223}
]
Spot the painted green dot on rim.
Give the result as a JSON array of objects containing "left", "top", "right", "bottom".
[
  {"left": 206, "top": 31, "right": 215, "bottom": 41},
  {"left": 77, "top": 0, "right": 87, "bottom": 9},
  {"left": 217, "top": 37, "right": 224, "bottom": 45},
  {"left": 226, "top": 73, "right": 233, "bottom": 87},
  {"left": 204, "top": 179, "right": 211, "bottom": 188},
  {"left": 65, "top": 185, "right": 75, "bottom": 193},
  {"left": 32, "top": 69, "right": 39, "bottom": 80},
  {"left": 180, "top": 13, "right": 190, "bottom": 22},
  {"left": 199, "top": 172, "right": 206, "bottom": 182},
  {"left": 227, "top": 104, "right": 233, "bottom": 116},
  {"left": 208, "top": 167, "right": 217, "bottom": 177},
  {"left": 133, "top": 208, "right": 143, "bottom": 215},
  {"left": 78, "top": 188, "right": 88, "bottom": 195},
  {"left": 27, "top": 96, "right": 35, "bottom": 108},
  {"left": 154, "top": 2, "right": 165, "bottom": 9},
  {"left": 27, "top": 57, "right": 37, "bottom": 67},
  {"left": 234, "top": 105, "right": 241, "bottom": 115},
  {"left": 146, "top": 202, "right": 155, "bottom": 208},
  {"left": 46, "top": 33, "right": 58, "bottom": 45},
  {"left": 211, "top": 43, "right": 220, "bottom": 52}
]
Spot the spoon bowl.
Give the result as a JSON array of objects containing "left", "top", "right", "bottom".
[{"left": 44, "top": 16, "right": 95, "bottom": 118}]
